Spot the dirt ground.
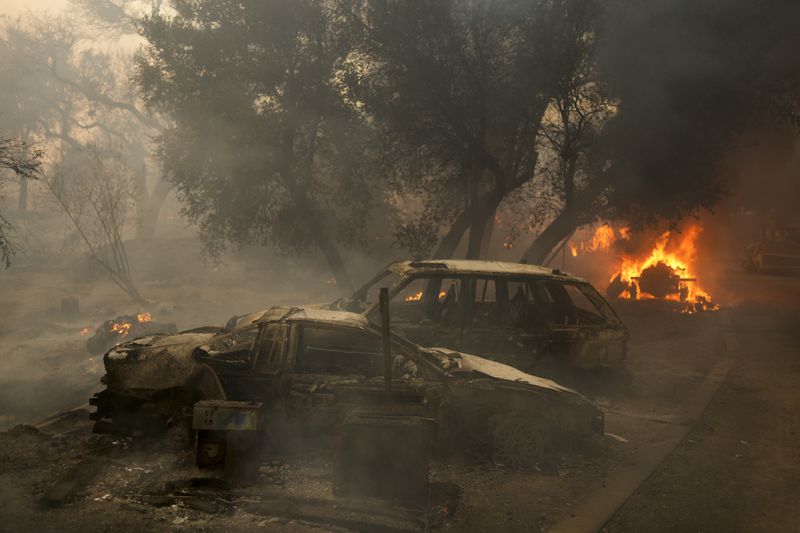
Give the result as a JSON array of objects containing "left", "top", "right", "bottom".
[{"left": 1, "top": 245, "right": 799, "bottom": 532}]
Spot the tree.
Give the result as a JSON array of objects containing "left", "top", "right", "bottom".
[
  {"left": 0, "top": 10, "right": 170, "bottom": 240},
  {"left": 344, "top": 0, "right": 603, "bottom": 260},
  {"left": 44, "top": 146, "right": 143, "bottom": 302},
  {"left": 137, "top": 0, "right": 386, "bottom": 291},
  {"left": 0, "top": 138, "right": 42, "bottom": 266},
  {"left": 520, "top": 0, "right": 800, "bottom": 263}
]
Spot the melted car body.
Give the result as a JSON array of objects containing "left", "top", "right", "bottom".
[
  {"left": 331, "top": 260, "right": 629, "bottom": 371},
  {"left": 91, "top": 306, "right": 603, "bottom": 466}
]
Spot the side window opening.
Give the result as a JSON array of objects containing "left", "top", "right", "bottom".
[
  {"left": 254, "top": 324, "right": 288, "bottom": 373},
  {"left": 471, "top": 278, "right": 541, "bottom": 329},
  {"left": 388, "top": 276, "right": 464, "bottom": 326},
  {"left": 538, "top": 281, "right": 606, "bottom": 326},
  {"left": 297, "top": 326, "right": 385, "bottom": 377},
  {"left": 204, "top": 325, "right": 259, "bottom": 362},
  {"left": 359, "top": 270, "right": 403, "bottom": 307},
  {"left": 562, "top": 284, "right": 608, "bottom": 325}
]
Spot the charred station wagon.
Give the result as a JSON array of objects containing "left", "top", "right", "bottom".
[{"left": 331, "top": 260, "right": 629, "bottom": 372}]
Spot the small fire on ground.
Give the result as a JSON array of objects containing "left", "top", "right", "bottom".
[
  {"left": 108, "top": 312, "right": 153, "bottom": 336},
  {"left": 570, "top": 224, "right": 719, "bottom": 313}
]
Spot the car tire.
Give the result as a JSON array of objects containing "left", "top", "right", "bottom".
[{"left": 491, "top": 416, "right": 550, "bottom": 470}]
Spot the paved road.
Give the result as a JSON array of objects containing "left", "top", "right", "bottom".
[{"left": 602, "top": 303, "right": 800, "bottom": 532}]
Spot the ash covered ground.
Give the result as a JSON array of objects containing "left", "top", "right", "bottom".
[{"left": 1, "top": 234, "right": 797, "bottom": 532}]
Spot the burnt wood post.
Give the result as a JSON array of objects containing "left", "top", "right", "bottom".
[{"left": 379, "top": 287, "right": 392, "bottom": 402}]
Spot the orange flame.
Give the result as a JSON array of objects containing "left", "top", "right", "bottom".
[
  {"left": 613, "top": 225, "right": 716, "bottom": 310},
  {"left": 568, "top": 222, "right": 717, "bottom": 311},
  {"left": 110, "top": 321, "right": 132, "bottom": 336},
  {"left": 569, "top": 224, "right": 617, "bottom": 256},
  {"left": 137, "top": 312, "right": 152, "bottom": 323},
  {"left": 404, "top": 290, "right": 448, "bottom": 302}
]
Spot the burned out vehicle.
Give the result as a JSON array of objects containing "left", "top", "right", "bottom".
[
  {"left": 742, "top": 240, "right": 800, "bottom": 275},
  {"left": 91, "top": 306, "right": 603, "bottom": 468},
  {"left": 331, "top": 260, "right": 628, "bottom": 371}
]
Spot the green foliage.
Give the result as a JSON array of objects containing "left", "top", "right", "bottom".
[
  {"left": 137, "top": 0, "right": 385, "bottom": 270},
  {"left": 344, "top": 0, "right": 569, "bottom": 254}
]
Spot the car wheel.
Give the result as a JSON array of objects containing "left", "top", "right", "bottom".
[{"left": 491, "top": 417, "right": 549, "bottom": 470}]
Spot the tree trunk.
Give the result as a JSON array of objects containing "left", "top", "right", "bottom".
[
  {"left": 522, "top": 208, "right": 579, "bottom": 265},
  {"left": 295, "top": 192, "right": 353, "bottom": 293},
  {"left": 310, "top": 226, "right": 354, "bottom": 294},
  {"left": 137, "top": 178, "right": 172, "bottom": 240},
  {"left": 465, "top": 171, "right": 484, "bottom": 259},
  {"left": 433, "top": 210, "right": 472, "bottom": 258},
  {"left": 466, "top": 219, "right": 485, "bottom": 259},
  {"left": 520, "top": 175, "right": 612, "bottom": 264},
  {"left": 17, "top": 176, "right": 28, "bottom": 211},
  {"left": 434, "top": 185, "right": 505, "bottom": 260},
  {"left": 479, "top": 207, "right": 496, "bottom": 259},
  {"left": 466, "top": 204, "right": 498, "bottom": 259},
  {"left": 280, "top": 169, "right": 353, "bottom": 293}
]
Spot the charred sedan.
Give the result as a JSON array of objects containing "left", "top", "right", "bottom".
[
  {"left": 331, "top": 260, "right": 628, "bottom": 371},
  {"left": 91, "top": 306, "right": 603, "bottom": 468}
]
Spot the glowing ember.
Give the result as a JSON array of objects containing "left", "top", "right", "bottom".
[
  {"left": 137, "top": 312, "right": 152, "bottom": 323},
  {"left": 405, "top": 291, "right": 423, "bottom": 302},
  {"left": 110, "top": 321, "right": 132, "bottom": 336},
  {"left": 80, "top": 327, "right": 91, "bottom": 336}
]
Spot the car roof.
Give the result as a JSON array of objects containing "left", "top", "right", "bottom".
[
  {"left": 388, "top": 259, "right": 587, "bottom": 282},
  {"left": 256, "top": 306, "right": 371, "bottom": 329}
]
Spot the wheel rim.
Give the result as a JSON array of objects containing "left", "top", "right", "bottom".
[{"left": 492, "top": 420, "right": 545, "bottom": 469}]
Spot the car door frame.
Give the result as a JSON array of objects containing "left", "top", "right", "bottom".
[
  {"left": 365, "top": 273, "right": 471, "bottom": 350},
  {"left": 461, "top": 275, "right": 549, "bottom": 369}
]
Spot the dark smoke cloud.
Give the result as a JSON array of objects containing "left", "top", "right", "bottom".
[{"left": 596, "top": 0, "right": 800, "bottom": 224}]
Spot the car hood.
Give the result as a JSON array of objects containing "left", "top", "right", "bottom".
[
  {"left": 429, "top": 347, "right": 576, "bottom": 394},
  {"left": 106, "top": 331, "right": 217, "bottom": 362}
]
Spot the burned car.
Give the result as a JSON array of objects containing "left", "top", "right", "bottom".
[
  {"left": 91, "top": 306, "right": 603, "bottom": 468},
  {"left": 742, "top": 239, "right": 800, "bottom": 275},
  {"left": 331, "top": 260, "right": 628, "bottom": 371}
]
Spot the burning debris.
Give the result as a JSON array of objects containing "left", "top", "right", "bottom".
[
  {"left": 85, "top": 312, "right": 177, "bottom": 356},
  {"left": 571, "top": 224, "right": 719, "bottom": 313}
]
